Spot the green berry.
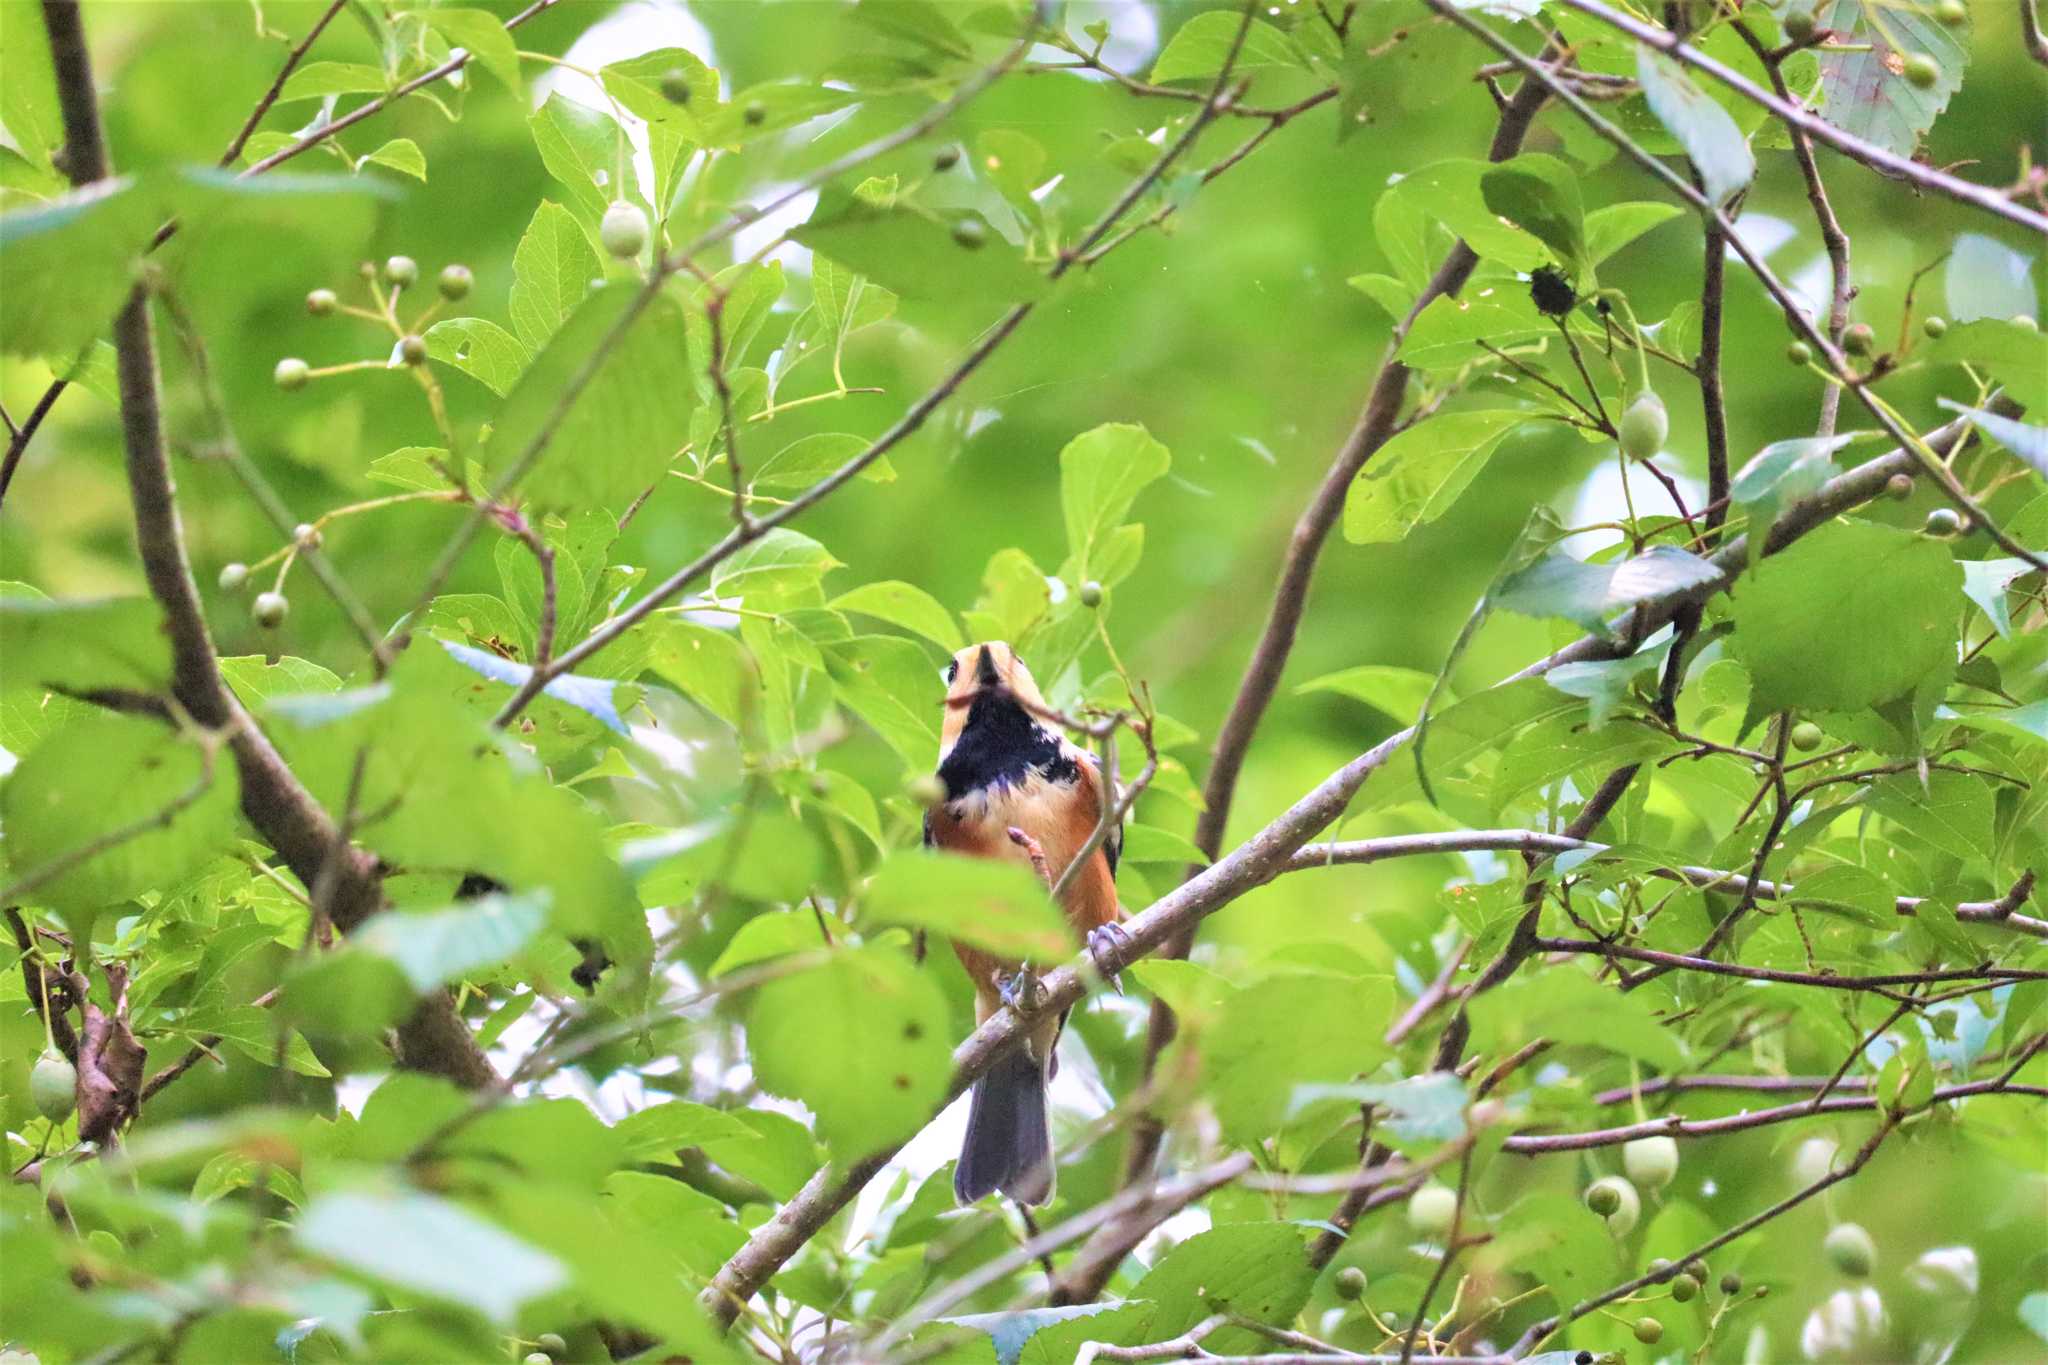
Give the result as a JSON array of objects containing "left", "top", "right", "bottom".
[
  {"left": 743, "top": 100, "right": 768, "bottom": 126},
  {"left": 907, "top": 774, "right": 947, "bottom": 807},
  {"left": 253, "top": 591, "right": 290, "bottom": 630},
  {"left": 535, "top": 1336, "right": 567, "bottom": 1355},
  {"left": 1634, "top": 1316, "right": 1664, "bottom": 1345},
  {"left": 1617, "top": 390, "right": 1668, "bottom": 459},
  {"left": 1886, "top": 472, "right": 1915, "bottom": 500},
  {"left": 1925, "top": 506, "right": 1964, "bottom": 536},
  {"left": 1623, "top": 1135, "right": 1679, "bottom": 1190},
  {"left": 1079, "top": 580, "right": 1103, "bottom": 608},
  {"left": 218, "top": 562, "right": 250, "bottom": 592},
  {"left": 1784, "top": 8, "right": 1817, "bottom": 41},
  {"left": 951, "top": 217, "right": 988, "bottom": 250},
  {"left": 305, "top": 288, "right": 337, "bottom": 316},
  {"left": 273, "top": 358, "right": 310, "bottom": 391},
  {"left": 1922, "top": 314, "right": 1947, "bottom": 338},
  {"left": 1787, "top": 339, "right": 1813, "bottom": 366},
  {"left": 1790, "top": 720, "right": 1825, "bottom": 752},
  {"left": 399, "top": 334, "right": 429, "bottom": 366},
  {"left": 2015, "top": 315, "right": 2040, "bottom": 331},
  {"left": 1902, "top": 53, "right": 1939, "bottom": 89},
  {"left": 601, "top": 201, "right": 649, "bottom": 260},
  {"left": 1936, "top": 0, "right": 1966, "bottom": 22},
  {"left": 523, "top": 1355, "right": 551, "bottom": 1365},
  {"left": 1335, "top": 1266, "right": 1368, "bottom": 1300},
  {"left": 933, "top": 144, "right": 961, "bottom": 172},
  {"left": 1585, "top": 1176, "right": 1640, "bottom": 1235},
  {"left": 1720, "top": 1272, "right": 1743, "bottom": 1295},
  {"left": 1671, "top": 1272, "right": 1699, "bottom": 1302},
  {"left": 1407, "top": 1183, "right": 1458, "bottom": 1236},
  {"left": 660, "top": 68, "right": 692, "bottom": 103},
  {"left": 438, "top": 264, "right": 472, "bottom": 301},
  {"left": 292, "top": 522, "right": 323, "bottom": 550},
  {"left": 30, "top": 1051, "right": 76, "bottom": 1121},
  {"left": 1843, "top": 322, "right": 1876, "bottom": 357},
  {"left": 1824, "top": 1222, "right": 1876, "bottom": 1277},
  {"left": 383, "top": 255, "right": 418, "bottom": 288}
]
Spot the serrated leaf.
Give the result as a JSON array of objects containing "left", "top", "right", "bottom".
[
  {"left": 1637, "top": 47, "right": 1753, "bottom": 206},
  {"left": 1344, "top": 411, "right": 1528, "bottom": 544},
  {"left": 423, "top": 317, "right": 528, "bottom": 396},
  {"left": 509, "top": 200, "right": 600, "bottom": 350},
  {"left": 748, "top": 947, "right": 950, "bottom": 1156},
  {"left": 0, "top": 594, "right": 170, "bottom": 693},
  {"left": 1817, "top": 0, "right": 1968, "bottom": 159}
]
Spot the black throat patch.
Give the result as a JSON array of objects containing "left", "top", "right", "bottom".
[{"left": 938, "top": 692, "right": 1078, "bottom": 801}]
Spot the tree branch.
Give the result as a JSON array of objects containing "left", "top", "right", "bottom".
[
  {"left": 36, "top": 0, "right": 493, "bottom": 1093},
  {"left": 1118, "top": 52, "right": 1556, "bottom": 1207},
  {"left": 216, "top": 0, "right": 348, "bottom": 168}
]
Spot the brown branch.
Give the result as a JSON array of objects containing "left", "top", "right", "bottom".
[
  {"left": 0, "top": 368, "right": 69, "bottom": 509},
  {"left": 1733, "top": 21, "right": 1854, "bottom": 439},
  {"left": 37, "top": 0, "right": 493, "bottom": 1093},
  {"left": 1535, "top": 935, "right": 2045, "bottom": 995},
  {"left": 1119, "top": 53, "right": 1555, "bottom": 1206},
  {"left": 6, "top": 908, "right": 80, "bottom": 1061},
  {"left": 216, "top": 0, "right": 347, "bottom": 167},
  {"left": 1589, "top": 1072, "right": 1868, "bottom": 1104},
  {"left": 1556, "top": 0, "right": 2047, "bottom": 235}
]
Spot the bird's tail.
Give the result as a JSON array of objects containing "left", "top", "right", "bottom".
[{"left": 954, "top": 1044, "right": 1052, "bottom": 1206}]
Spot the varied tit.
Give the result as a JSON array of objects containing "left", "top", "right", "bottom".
[{"left": 927, "top": 641, "right": 1128, "bottom": 1206}]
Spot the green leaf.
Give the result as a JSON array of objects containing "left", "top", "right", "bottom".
[
  {"left": 366, "top": 446, "right": 454, "bottom": 493},
  {"left": 1060, "top": 423, "right": 1171, "bottom": 577},
  {"left": 1480, "top": 154, "right": 1588, "bottom": 282},
  {"left": 1492, "top": 544, "right": 1720, "bottom": 637},
  {"left": 1865, "top": 770, "right": 1994, "bottom": 865},
  {"left": 0, "top": 182, "right": 159, "bottom": 357},
  {"left": 1636, "top": 47, "right": 1753, "bottom": 206},
  {"left": 1206, "top": 975, "right": 1392, "bottom": 1143},
  {"left": 1584, "top": 201, "right": 1683, "bottom": 264},
  {"left": 0, "top": 14, "right": 62, "bottom": 173},
  {"left": 1944, "top": 234, "right": 2035, "bottom": 325},
  {"left": 480, "top": 282, "right": 694, "bottom": 512},
  {"left": 793, "top": 193, "right": 1043, "bottom": 303},
  {"left": 1151, "top": 13, "right": 1304, "bottom": 83},
  {"left": 362, "top": 137, "right": 425, "bottom": 182},
  {"left": 423, "top": 8, "right": 521, "bottom": 94},
  {"left": 828, "top": 635, "right": 941, "bottom": 763},
  {"left": 1344, "top": 411, "right": 1528, "bottom": 544},
  {"left": 1471, "top": 969, "right": 1684, "bottom": 1071},
  {"left": 830, "top": 581, "right": 962, "bottom": 651},
  {"left": 1817, "top": 0, "right": 1968, "bottom": 159},
  {"left": 295, "top": 1187, "right": 566, "bottom": 1324},
  {"left": 862, "top": 850, "right": 1073, "bottom": 961},
  {"left": 1729, "top": 434, "right": 1856, "bottom": 570},
  {"left": 529, "top": 93, "right": 630, "bottom": 222},
  {"left": 645, "top": 619, "right": 755, "bottom": 727},
  {"left": 1292, "top": 1071, "right": 1467, "bottom": 1143},
  {"left": 613, "top": 1101, "right": 756, "bottom": 1160},
  {"left": 1120, "top": 825, "right": 1207, "bottom": 866},
  {"left": 710, "top": 528, "right": 840, "bottom": 604},
  {"left": 1730, "top": 520, "right": 1962, "bottom": 713},
  {"left": 1131, "top": 1222, "right": 1316, "bottom": 1340},
  {"left": 700, "top": 83, "right": 861, "bottom": 146},
  {"left": 1398, "top": 288, "right": 1550, "bottom": 370},
  {"left": 1958, "top": 558, "right": 2035, "bottom": 638},
  {"left": 423, "top": 317, "right": 529, "bottom": 396},
  {"left": 1925, "top": 319, "right": 2048, "bottom": 411},
  {"left": 219, "top": 655, "right": 344, "bottom": 707},
  {"left": 509, "top": 200, "right": 600, "bottom": 351},
  {"left": 1, "top": 712, "right": 239, "bottom": 918},
  {"left": 1939, "top": 399, "right": 2047, "bottom": 479},
  {"left": 1298, "top": 664, "right": 1444, "bottom": 723},
  {"left": 0, "top": 595, "right": 170, "bottom": 693},
  {"left": 278, "top": 61, "right": 388, "bottom": 102},
  {"left": 748, "top": 947, "right": 951, "bottom": 1156},
  {"left": 1490, "top": 710, "right": 1680, "bottom": 812},
  {"left": 752, "top": 431, "right": 895, "bottom": 490},
  {"left": 288, "top": 893, "right": 548, "bottom": 1035}
]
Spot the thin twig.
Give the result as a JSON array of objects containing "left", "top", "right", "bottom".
[{"left": 217, "top": 0, "right": 347, "bottom": 167}]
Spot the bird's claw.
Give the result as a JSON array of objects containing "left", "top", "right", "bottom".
[
  {"left": 998, "top": 964, "right": 1046, "bottom": 1014},
  {"left": 1006, "top": 826, "right": 1053, "bottom": 887},
  {"left": 1086, "top": 922, "right": 1131, "bottom": 994}
]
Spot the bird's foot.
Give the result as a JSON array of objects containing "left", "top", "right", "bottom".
[
  {"left": 1086, "top": 922, "right": 1132, "bottom": 994},
  {"left": 1006, "top": 826, "right": 1053, "bottom": 888},
  {"left": 997, "top": 963, "right": 1046, "bottom": 1015}
]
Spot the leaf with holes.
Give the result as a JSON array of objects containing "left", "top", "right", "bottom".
[{"left": 1817, "top": 0, "right": 1968, "bottom": 158}]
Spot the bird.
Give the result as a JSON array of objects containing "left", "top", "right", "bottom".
[{"left": 926, "top": 641, "right": 1127, "bottom": 1206}]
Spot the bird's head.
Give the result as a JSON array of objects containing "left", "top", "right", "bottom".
[{"left": 940, "top": 641, "right": 1047, "bottom": 747}]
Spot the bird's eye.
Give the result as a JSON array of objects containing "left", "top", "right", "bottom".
[{"left": 945, "top": 659, "right": 959, "bottom": 683}]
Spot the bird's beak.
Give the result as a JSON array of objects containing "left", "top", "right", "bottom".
[{"left": 975, "top": 644, "right": 1000, "bottom": 687}]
